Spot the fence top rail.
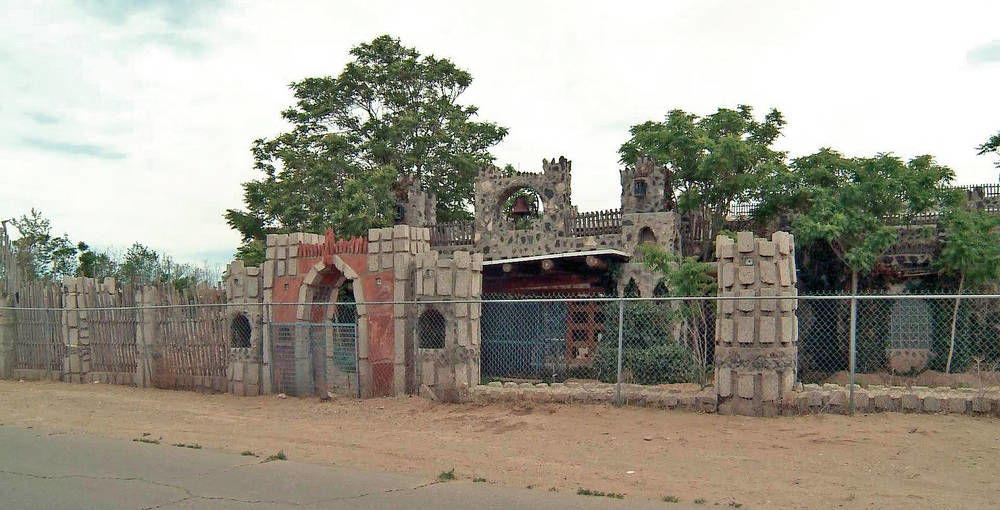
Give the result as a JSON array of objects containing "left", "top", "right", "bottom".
[{"left": 3, "top": 293, "right": 1000, "bottom": 311}]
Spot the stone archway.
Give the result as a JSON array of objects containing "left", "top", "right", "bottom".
[{"left": 287, "top": 256, "right": 367, "bottom": 398}]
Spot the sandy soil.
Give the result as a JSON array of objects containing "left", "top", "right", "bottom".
[{"left": 1, "top": 380, "right": 998, "bottom": 509}]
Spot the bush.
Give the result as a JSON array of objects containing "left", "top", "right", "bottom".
[{"left": 592, "top": 300, "right": 697, "bottom": 385}]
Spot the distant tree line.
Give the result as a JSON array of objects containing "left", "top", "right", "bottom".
[{"left": 4, "top": 208, "right": 219, "bottom": 290}]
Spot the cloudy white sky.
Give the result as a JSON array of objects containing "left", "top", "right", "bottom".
[{"left": 2, "top": 0, "right": 999, "bottom": 267}]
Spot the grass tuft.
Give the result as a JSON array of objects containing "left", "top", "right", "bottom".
[
  {"left": 577, "top": 488, "right": 624, "bottom": 499},
  {"left": 437, "top": 468, "right": 455, "bottom": 481},
  {"left": 663, "top": 495, "right": 679, "bottom": 503},
  {"left": 264, "top": 450, "right": 287, "bottom": 462}
]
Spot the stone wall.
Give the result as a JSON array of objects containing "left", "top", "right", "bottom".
[
  {"left": 223, "top": 260, "right": 264, "bottom": 396},
  {"left": 473, "top": 157, "right": 578, "bottom": 261},
  {"left": 413, "top": 249, "right": 483, "bottom": 401},
  {"left": 715, "top": 231, "right": 798, "bottom": 416},
  {"left": 620, "top": 155, "right": 673, "bottom": 214}
]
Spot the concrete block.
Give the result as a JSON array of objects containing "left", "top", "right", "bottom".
[
  {"left": 759, "top": 261, "right": 777, "bottom": 284},
  {"left": 454, "top": 271, "right": 470, "bottom": 297},
  {"left": 947, "top": 397, "right": 968, "bottom": 414},
  {"left": 758, "top": 316, "right": 775, "bottom": 343},
  {"left": 736, "top": 316, "right": 754, "bottom": 343},
  {"left": 738, "top": 266, "right": 755, "bottom": 285},
  {"left": 777, "top": 258, "right": 791, "bottom": 286},
  {"left": 758, "top": 239, "right": 775, "bottom": 257},
  {"left": 717, "top": 368, "right": 732, "bottom": 397},
  {"left": 901, "top": 393, "right": 921, "bottom": 410},
  {"left": 762, "top": 372, "right": 779, "bottom": 401},
  {"left": 436, "top": 268, "right": 453, "bottom": 296},
  {"left": 737, "top": 289, "right": 756, "bottom": 312},
  {"left": 736, "top": 231, "right": 755, "bottom": 253},
  {"left": 923, "top": 395, "right": 942, "bottom": 412},
  {"left": 737, "top": 373, "right": 754, "bottom": 399},
  {"left": 721, "top": 262, "right": 735, "bottom": 288},
  {"left": 716, "top": 235, "right": 735, "bottom": 259}
]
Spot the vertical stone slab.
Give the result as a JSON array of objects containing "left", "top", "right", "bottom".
[
  {"left": 716, "top": 231, "right": 798, "bottom": 417},
  {"left": 0, "top": 295, "right": 13, "bottom": 379}
]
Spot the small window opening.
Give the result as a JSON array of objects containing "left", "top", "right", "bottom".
[
  {"left": 418, "top": 309, "right": 446, "bottom": 349},
  {"left": 633, "top": 179, "right": 647, "bottom": 198},
  {"left": 231, "top": 314, "right": 252, "bottom": 348}
]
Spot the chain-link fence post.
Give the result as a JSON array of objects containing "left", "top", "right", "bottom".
[
  {"left": 848, "top": 290, "right": 858, "bottom": 416},
  {"left": 615, "top": 297, "right": 624, "bottom": 407}
]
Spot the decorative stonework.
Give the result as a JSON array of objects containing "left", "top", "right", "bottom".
[{"left": 715, "top": 231, "right": 798, "bottom": 416}]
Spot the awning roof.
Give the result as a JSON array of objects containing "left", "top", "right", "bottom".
[{"left": 482, "top": 249, "right": 630, "bottom": 266}]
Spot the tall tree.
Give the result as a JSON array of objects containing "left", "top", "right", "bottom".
[
  {"left": 778, "top": 149, "right": 955, "bottom": 293},
  {"left": 75, "top": 242, "right": 118, "bottom": 279},
  {"left": 226, "top": 35, "right": 507, "bottom": 261},
  {"left": 936, "top": 206, "right": 1000, "bottom": 373},
  {"left": 619, "top": 105, "right": 787, "bottom": 260},
  {"left": 10, "top": 209, "right": 77, "bottom": 281}
]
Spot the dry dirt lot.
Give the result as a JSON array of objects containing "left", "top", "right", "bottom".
[{"left": 1, "top": 380, "right": 997, "bottom": 509}]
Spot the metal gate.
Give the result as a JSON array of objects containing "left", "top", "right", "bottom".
[{"left": 270, "top": 322, "right": 359, "bottom": 397}]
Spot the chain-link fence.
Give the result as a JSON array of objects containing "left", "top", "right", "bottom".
[{"left": 2, "top": 295, "right": 999, "bottom": 409}]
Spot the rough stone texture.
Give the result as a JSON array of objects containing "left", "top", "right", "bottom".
[
  {"left": 222, "top": 259, "right": 265, "bottom": 396},
  {"left": 715, "top": 231, "right": 798, "bottom": 417},
  {"left": 470, "top": 382, "right": 717, "bottom": 412},
  {"left": 782, "top": 385, "right": 999, "bottom": 416},
  {"left": 413, "top": 249, "right": 483, "bottom": 402}
]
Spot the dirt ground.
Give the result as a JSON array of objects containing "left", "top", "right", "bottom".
[{"left": 1, "top": 381, "right": 998, "bottom": 509}]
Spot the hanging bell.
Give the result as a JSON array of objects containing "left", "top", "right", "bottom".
[{"left": 511, "top": 195, "right": 532, "bottom": 217}]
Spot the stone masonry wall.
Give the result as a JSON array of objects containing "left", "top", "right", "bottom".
[
  {"left": 715, "top": 231, "right": 798, "bottom": 416},
  {"left": 413, "top": 248, "right": 483, "bottom": 401},
  {"left": 473, "top": 157, "right": 585, "bottom": 261},
  {"left": 223, "top": 260, "right": 263, "bottom": 396}
]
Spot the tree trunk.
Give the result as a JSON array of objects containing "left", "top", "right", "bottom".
[{"left": 946, "top": 272, "right": 965, "bottom": 375}]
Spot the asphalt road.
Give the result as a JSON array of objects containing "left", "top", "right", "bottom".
[{"left": 0, "top": 426, "right": 702, "bottom": 509}]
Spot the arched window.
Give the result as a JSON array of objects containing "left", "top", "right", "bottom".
[
  {"left": 231, "top": 314, "right": 252, "bottom": 348},
  {"left": 638, "top": 227, "right": 657, "bottom": 245},
  {"left": 623, "top": 279, "right": 640, "bottom": 298},
  {"left": 418, "top": 309, "right": 446, "bottom": 349}
]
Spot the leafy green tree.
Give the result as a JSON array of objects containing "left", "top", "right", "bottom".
[
  {"left": 638, "top": 244, "right": 716, "bottom": 382},
  {"left": 937, "top": 206, "right": 1000, "bottom": 373},
  {"left": 75, "top": 242, "right": 119, "bottom": 279},
  {"left": 10, "top": 209, "right": 77, "bottom": 281},
  {"left": 619, "top": 105, "right": 787, "bottom": 260},
  {"left": 226, "top": 35, "right": 507, "bottom": 261},
  {"left": 776, "top": 149, "right": 954, "bottom": 293},
  {"left": 977, "top": 129, "right": 1000, "bottom": 174}
]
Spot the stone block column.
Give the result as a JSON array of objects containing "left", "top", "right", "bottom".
[
  {"left": 134, "top": 286, "right": 161, "bottom": 388},
  {"left": 715, "top": 231, "right": 798, "bottom": 416},
  {"left": 0, "top": 294, "right": 13, "bottom": 379}
]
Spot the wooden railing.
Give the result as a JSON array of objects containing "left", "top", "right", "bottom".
[
  {"left": 570, "top": 209, "right": 622, "bottom": 236},
  {"left": 729, "top": 183, "right": 1000, "bottom": 218},
  {"left": 429, "top": 221, "right": 474, "bottom": 246}
]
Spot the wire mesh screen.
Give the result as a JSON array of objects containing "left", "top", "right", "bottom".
[{"left": 268, "top": 321, "right": 358, "bottom": 398}]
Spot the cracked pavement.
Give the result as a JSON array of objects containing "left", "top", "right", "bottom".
[{"left": 0, "top": 426, "right": 694, "bottom": 509}]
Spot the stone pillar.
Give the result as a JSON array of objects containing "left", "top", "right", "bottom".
[
  {"left": 62, "top": 278, "right": 93, "bottom": 383},
  {"left": 134, "top": 286, "right": 160, "bottom": 388},
  {"left": 412, "top": 249, "right": 482, "bottom": 401},
  {"left": 715, "top": 231, "right": 798, "bottom": 416},
  {"left": 0, "top": 294, "right": 13, "bottom": 379}
]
